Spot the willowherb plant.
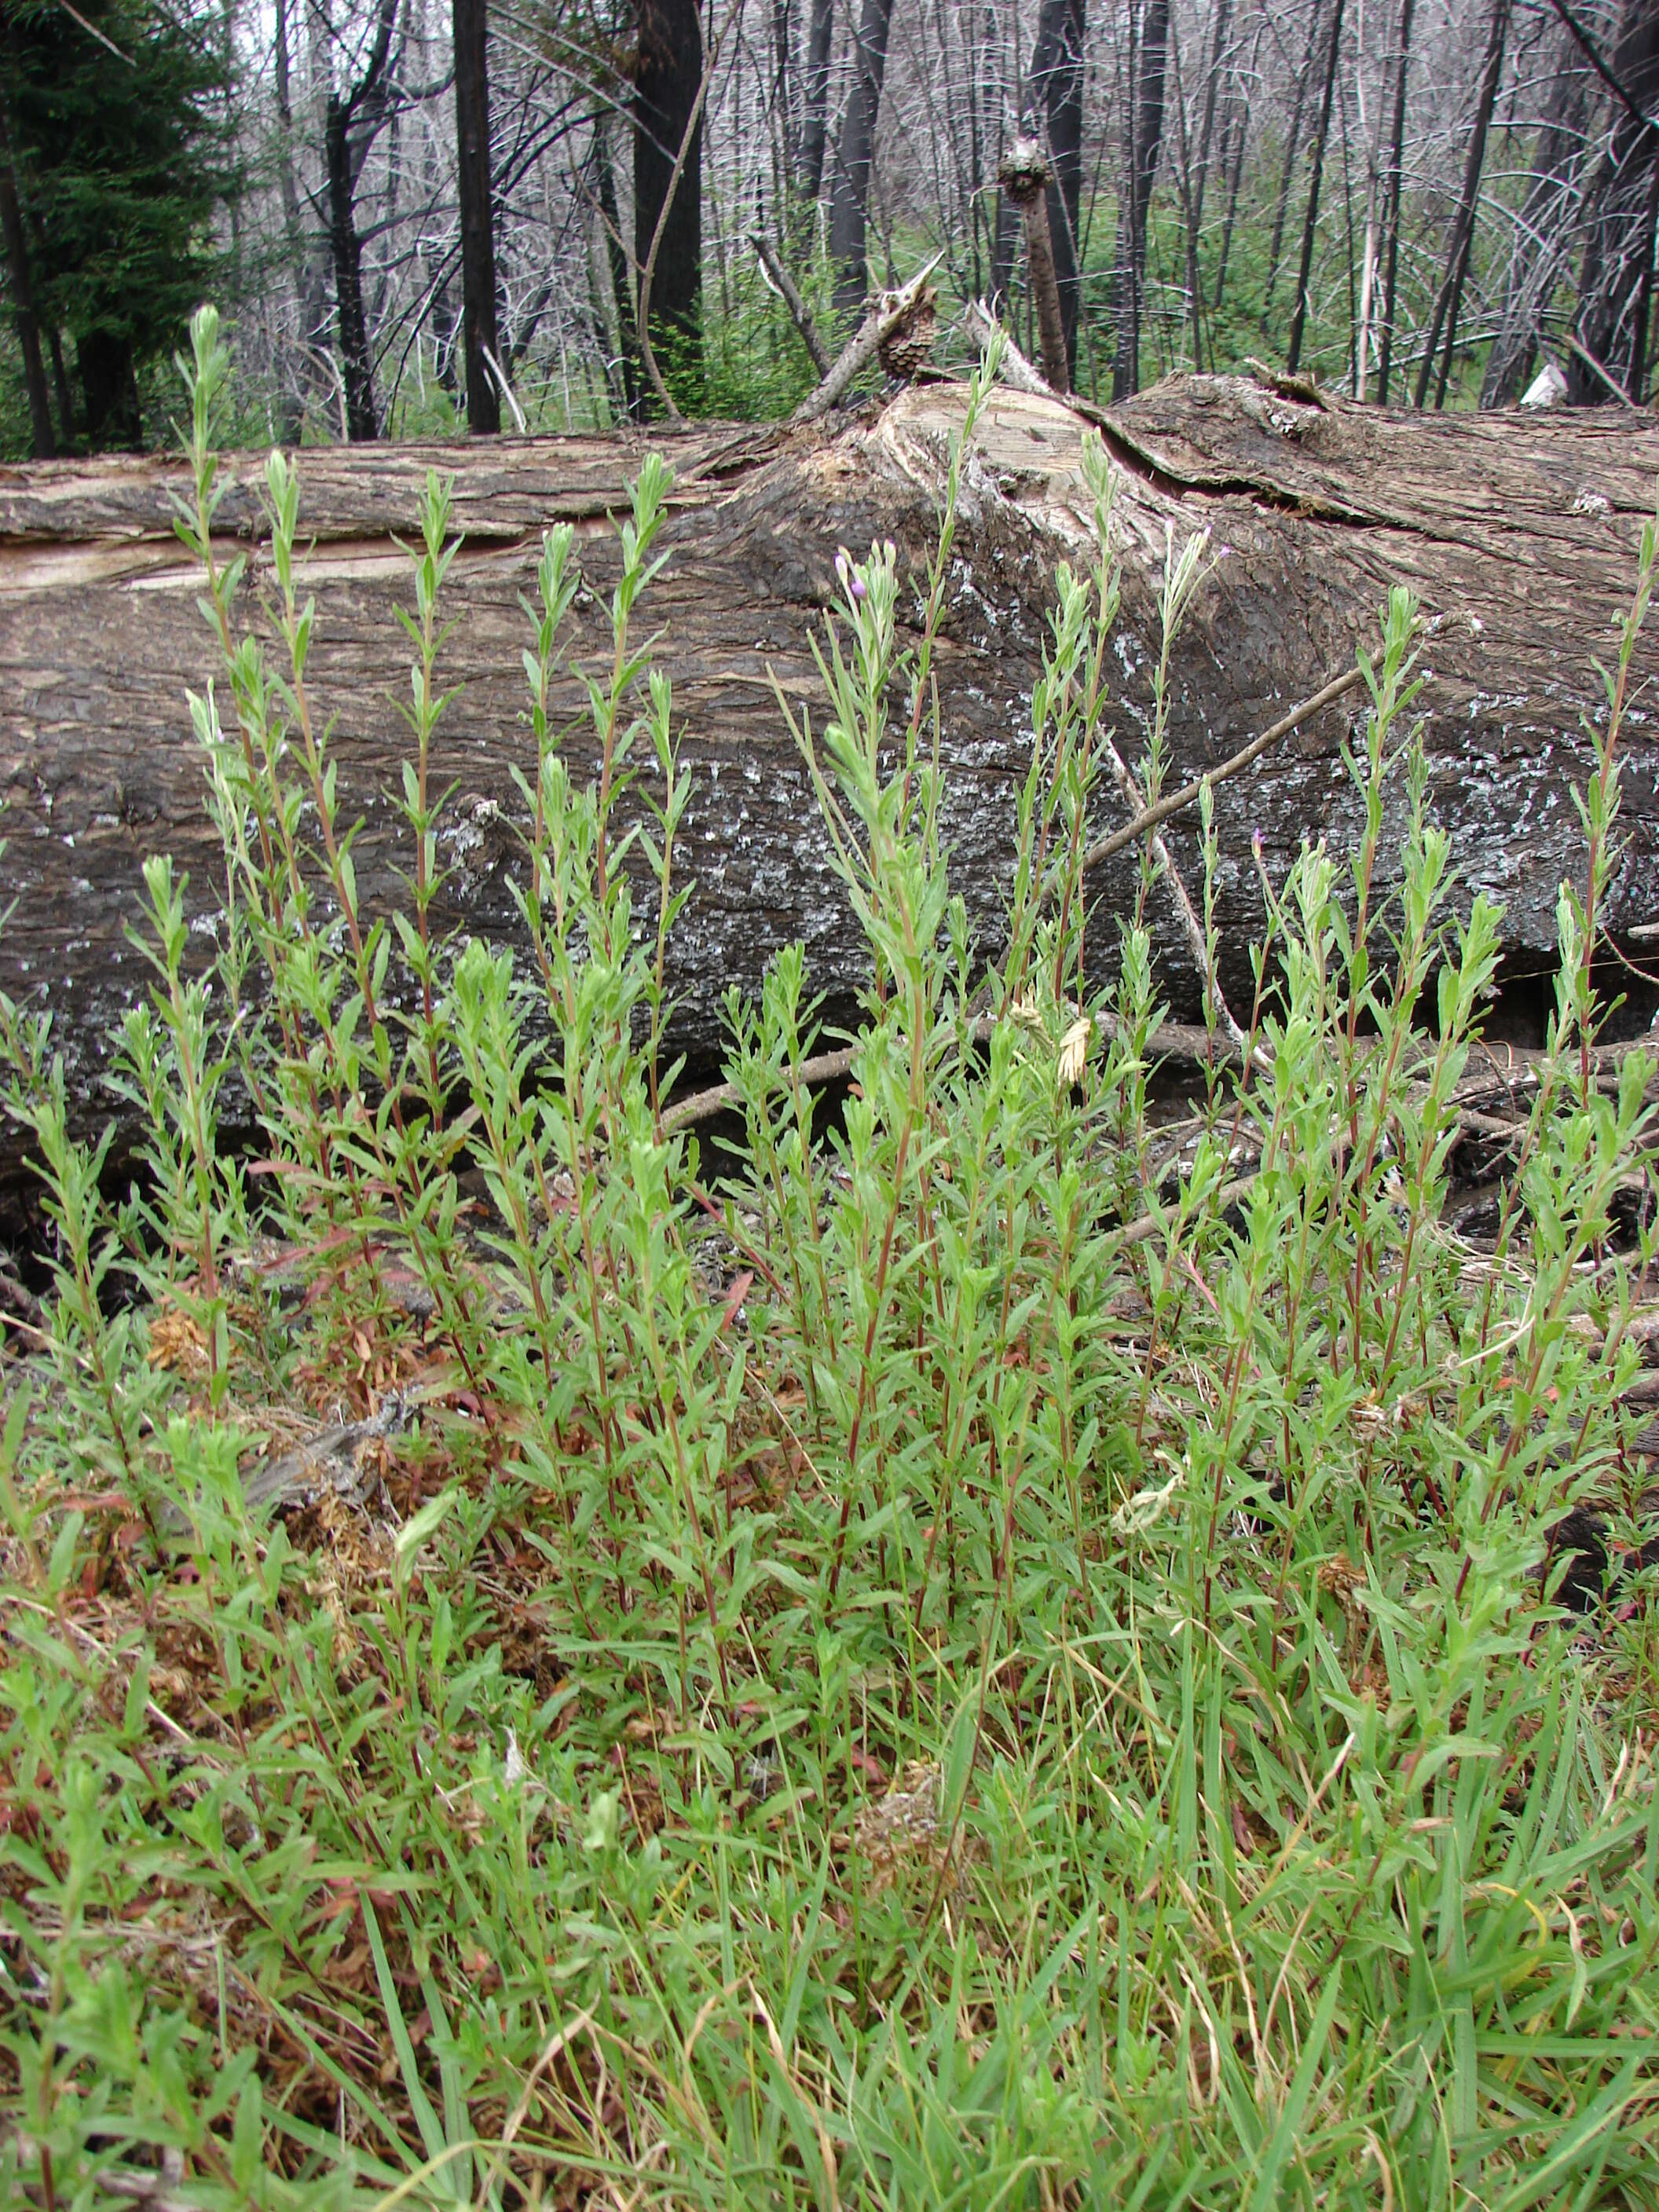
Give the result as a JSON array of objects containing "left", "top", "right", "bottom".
[{"left": 0, "top": 303, "right": 1655, "bottom": 2209}]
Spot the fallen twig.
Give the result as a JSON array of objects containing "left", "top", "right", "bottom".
[
  {"left": 1075, "top": 667, "right": 1364, "bottom": 880},
  {"left": 1097, "top": 731, "right": 1261, "bottom": 1070}
]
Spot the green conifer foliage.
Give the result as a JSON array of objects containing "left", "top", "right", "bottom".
[{"left": 0, "top": 0, "right": 232, "bottom": 450}]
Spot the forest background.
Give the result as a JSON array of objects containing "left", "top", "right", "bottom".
[{"left": 5, "top": 0, "right": 1659, "bottom": 458}]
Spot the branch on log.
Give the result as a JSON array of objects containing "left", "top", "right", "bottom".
[
  {"left": 790, "top": 252, "right": 943, "bottom": 422},
  {"left": 996, "top": 138, "right": 1070, "bottom": 395},
  {"left": 959, "top": 298, "right": 1057, "bottom": 397}
]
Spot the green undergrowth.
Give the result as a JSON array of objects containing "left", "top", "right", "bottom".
[{"left": 1, "top": 307, "right": 1657, "bottom": 2208}]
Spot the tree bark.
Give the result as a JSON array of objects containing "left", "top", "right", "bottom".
[
  {"left": 273, "top": 0, "right": 321, "bottom": 442},
  {"left": 75, "top": 329, "right": 141, "bottom": 452},
  {"left": 452, "top": 0, "right": 501, "bottom": 436},
  {"left": 595, "top": 118, "right": 639, "bottom": 419},
  {"left": 635, "top": 0, "right": 704, "bottom": 405},
  {"left": 1375, "top": 0, "right": 1413, "bottom": 402},
  {"left": 1191, "top": 0, "right": 1232, "bottom": 235},
  {"left": 1566, "top": 0, "right": 1659, "bottom": 406},
  {"left": 799, "top": 0, "right": 835, "bottom": 199},
  {"left": 1284, "top": 0, "right": 1344, "bottom": 375},
  {"left": 1412, "top": 0, "right": 1510, "bottom": 409},
  {"left": 1114, "top": 0, "right": 1170, "bottom": 399},
  {"left": 1210, "top": 82, "right": 1249, "bottom": 310},
  {"left": 1031, "top": 0, "right": 1086, "bottom": 380},
  {"left": 0, "top": 119, "right": 52, "bottom": 458},
  {"left": 324, "top": 0, "right": 401, "bottom": 445},
  {"left": 828, "top": 0, "right": 895, "bottom": 317},
  {"left": 5, "top": 375, "right": 1658, "bottom": 1207}
]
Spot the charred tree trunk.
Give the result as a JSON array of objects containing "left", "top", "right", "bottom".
[
  {"left": 0, "top": 119, "right": 51, "bottom": 458},
  {"left": 1191, "top": 0, "right": 1232, "bottom": 234},
  {"left": 1211, "top": 82, "right": 1250, "bottom": 311},
  {"left": 799, "top": 0, "right": 835, "bottom": 199},
  {"left": 1031, "top": 0, "right": 1086, "bottom": 380},
  {"left": 273, "top": 0, "right": 322, "bottom": 442},
  {"left": 1114, "top": 0, "right": 1170, "bottom": 399},
  {"left": 1375, "top": 0, "right": 1413, "bottom": 402},
  {"left": 325, "top": 0, "right": 400, "bottom": 445},
  {"left": 6, "top": 376, "right": 1657, "bottom": 1207},
  {"left": 1481, "top": 31, "right": 1593, "bottom": 407},
  {"left": 1412, "top": 0, "right": 1510, "bottom": 409},
  {"left": 452, "top": 0, "right": 501, "bottom": 436},
  {"left": 1262, "top": 0, "right": 1322, "bottom": 328},
  {"left": 1284, "top": 0, "right": 1344, "bottom": 376},
  {"left": 828, "top": 0, "right": 895, "bottom": 317},
  {"left": 595, "top": 118, "right": 640, "bottom": 419},
  {"left": 635, "top": 0, "right": 704, "bottom": 405},
  {"left": 76, "top": 330, "right": 141, "bottom": 452},
  {"left": 1566, "top": 0, "right": 1659, "bottom": 405}
]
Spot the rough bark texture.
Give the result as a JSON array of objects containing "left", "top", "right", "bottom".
[
  {"left": 0, "top": 123, "right": 52, "bottom": 460},
  {"left": 829, "top": 0, "right": 895, "bottom": 317},
  {"left": 1114, "top": 0, "right": 1170, "bottom": 399},
  {"left": 2, "top": 375, "right": 1657, "bottom": 1200},
  {"left": 798, "top": 0, "right": 835, "bottom": 200},
  {"left": 452, "top": 0, "right": 502, "bottom": 437},
  {"left": 635, "top": 0, "right": 704, "bottom": 401},
  {"left": 1031, "top": 0, "right": 1086, "bottom": 379}
]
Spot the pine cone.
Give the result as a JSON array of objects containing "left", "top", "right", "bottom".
[{"left": 877, "top": 295, "right": 938, "bottom": 382}]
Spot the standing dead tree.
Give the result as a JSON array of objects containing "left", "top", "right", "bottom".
[
  {"left": 1412, "top": 0, "right": 1511, "bottom": 408},
  {"left": 452, "top": 0, "right": 501, "bottom": 432},
  {"left": 1115, "top": 0, "right": 1170, "bottom": 397},
  {"left": 1285, "top": 0, "right": 1344, "bottom": 376},
  {"left": 325, "top": 0, "right": 402, "bottom": 441},
  {"left": 829, "top": 0, "right": 896, "bottom": 317},
  {"left": 1563, "top": 0, "right": 1659, "bottom": 405}
]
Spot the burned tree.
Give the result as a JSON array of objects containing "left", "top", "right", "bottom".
[{"left": 635, "top": 0, "right": 705, "bottom": 405}]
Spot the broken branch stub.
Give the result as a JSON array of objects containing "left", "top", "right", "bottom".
[{"left": 996, "top": 137, "right": 1070, "bottom": 396}]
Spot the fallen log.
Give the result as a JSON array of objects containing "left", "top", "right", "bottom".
[{"left": 2, "top": 370, "right": 1658, "bottom": 1203}]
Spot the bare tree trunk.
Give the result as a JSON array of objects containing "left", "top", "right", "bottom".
[
  {"left": 1211, "top": 70, "right": 1250, "bottom": 310},
  {"left": 327, "top": 96, "right": 379, "bottom": 439},
  {"left": 799, "top": 0, "right": 835, "bottom": 198},
  {"left": 1032, "top": 0, "right": 1086, "bottom": 378},
  {"left": 1480, "top": 33, "right": 1592, "bottom": 408},
  {"left": 1192, "top": 0, "right": 1232, "bottom": 233},
  {"left": 1375, "top": 0, "right": 1413, "bottom": 402},
  {"left": 595, "top": 118, "right": 639, "bottom": 419},
  {"left": 0, "top": 120, "right": 52, "bottom": 457},
  {"left": 1262, "top": 0, "right": 1322, "bottom": 326},
  {"left": 829, "top": 0, "right": 895, "bottom": 317},
  {"left": 1284, "top": 0, "right": 1343, "bottom": 374},
  {"left": 1169, "top": 20, "right": 1206, "bottom": 368},
  {"left": 1413, "top": 0, "right": 1509, "bottom": 408},
  {"left": 273, "top": 0, "right": 314, "bottom": 441},
  {"left": 1566, "top": 0, "right": 1659, "bottom": 406},
  {"left": 1114, "top": 0, "right": 1170, "bottom": 399},
  {"left": 635, "top": 0, "right": 705, "bottom": 405},
  {"left": 324, "top": 0, "right": 400, "bottom": 444},
  {"left": 453, "top": 0, "right": 501, "bottom": 434}
]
